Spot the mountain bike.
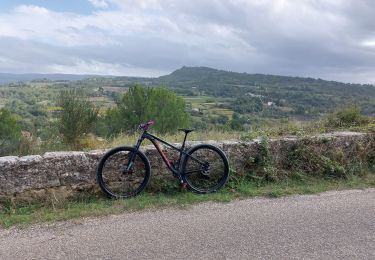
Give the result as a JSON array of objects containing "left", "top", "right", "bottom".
[{"left": 96, "top": 120, "right": 229, "bottom": 199}]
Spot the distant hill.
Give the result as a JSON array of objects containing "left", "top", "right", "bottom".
[
  {"left": 2, "top": 66, "right": 375, "bottom": 116},
  {"left": 153, "top": 66, "right": 375, "bottom": 115},
  {"left": 0, "top": 73, "right": 98, "bottom": 84},
  {"left": 157, "top": 66, "right": 375, "bottom": 93},
  {"left": 87, "top": 66, "right": 374, "bottom": 116}
]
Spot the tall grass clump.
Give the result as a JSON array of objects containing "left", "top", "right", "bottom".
[{"left": 326, "top": 104, "right": 369, "bottom": 128}]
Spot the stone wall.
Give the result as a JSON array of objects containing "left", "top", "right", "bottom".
[{"left": 0, "top": 132, "right": 372, "bottom": 199}]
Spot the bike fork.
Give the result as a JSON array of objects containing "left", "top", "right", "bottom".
[{"left": 127, "top": 137, "right": 143, "bottom": 170}]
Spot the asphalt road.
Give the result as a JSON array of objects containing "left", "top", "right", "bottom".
[{"left": 0, "top": 189, "right": 374, "bottom": 260}]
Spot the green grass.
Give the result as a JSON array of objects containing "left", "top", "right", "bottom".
[{"left": 1, "top": 174, "right": 374, "bottom": 229}]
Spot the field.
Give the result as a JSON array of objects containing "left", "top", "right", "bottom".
[{"left": 185, "top": 96, "right": 234, "bottom": 117}]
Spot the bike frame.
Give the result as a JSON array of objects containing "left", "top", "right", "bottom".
[{"left": 129, "top": 129, "right": 198, "bottom": 178}]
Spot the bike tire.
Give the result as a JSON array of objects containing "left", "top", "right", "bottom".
[
  {"left": 96, "top": 146, "right": 151, "bottom": 199},
  {"left": 182, "top": 144, "right": 229, "bottom": 193}
]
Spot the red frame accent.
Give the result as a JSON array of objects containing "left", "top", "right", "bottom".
[{"left": 150, "top": 139, "right": 173, "bottom": 170}]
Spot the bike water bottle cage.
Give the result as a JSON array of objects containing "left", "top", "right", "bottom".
[{"left": 139, "top": 120, "right": 155, "bottom": 131}]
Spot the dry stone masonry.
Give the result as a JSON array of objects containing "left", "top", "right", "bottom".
[{"left": 0, "top": 132, "right": 372, "bottom": 199}]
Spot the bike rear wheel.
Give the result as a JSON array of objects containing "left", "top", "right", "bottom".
[
  {"left": 96, "top": 146, "right": 150, "bottom": 199},
  {"left": 182, "top": 144, "right": 229, "bottom": 193}
]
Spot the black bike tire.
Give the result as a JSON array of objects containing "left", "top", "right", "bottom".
[
  {"left": 96, "top": 146, "right": 151, "bottom": 199},
  {"left": 181, "top": 144, "right": 229, "bottom": 193}
]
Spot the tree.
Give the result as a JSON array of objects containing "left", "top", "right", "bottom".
[
  {"left": 0, "top": 108, "right": 21, "bottom": 156},
  {"left": 232, "top": 96, "right": 263, "bottom": 114},
  {"left": 230, "top": 113, "right": 244, "bottom": 130},
  {"left": 107, "top": 85, "right": 190, "bottom": 134},
  {"left": 57, "top": 89, "right": 99, "bottom": 148}
]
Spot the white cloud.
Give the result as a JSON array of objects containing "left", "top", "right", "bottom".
[
  {"left": 362, "top": 40, "right": 375, "bottom": 47},
  {"left": 48, "top": 59, "right": 167, "bottom": 76},
  {"left": 88, "top": 0, "right": 109, "bottom": 9},
  {"left": 0, "top": 0, "right": 374, "bottom": 83},
  {"left": 0, "top": 6, "right": 120, "bottom": 46},
  {"left": 15, "top": 5, "right": 49, "bottom": 14},
  {"left": 108, "top": 0, "right": 162, "bottom": 10}
]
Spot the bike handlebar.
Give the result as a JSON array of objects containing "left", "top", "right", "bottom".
[{"left": 139, "top": 120, "right": 155, "bottom": 131}]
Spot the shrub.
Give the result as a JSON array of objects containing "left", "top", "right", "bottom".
[
  {"left": 0, "top": 108, "right": 21, "bottom": 156},
  {"left": 106, "top": 85, "right": 190, "bottom": 134},
  {"left": 232, "top": 96, "right": 263, "bottom": 113},
  {"left": 57, "top": 89, "right": 99, "bottom": 149},
  {"left": 326, "top": 104, "right": 369, "bottom": 128}
]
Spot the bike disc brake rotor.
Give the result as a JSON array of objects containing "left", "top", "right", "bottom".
[{"left": 120, "top": 165, "right": 133, "bottom": 175}]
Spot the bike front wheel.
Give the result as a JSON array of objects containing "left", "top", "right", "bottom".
[
  {"left": 182, "top": 144, "right": 229, "bottom": 193},
  {"left": 96, "top": 146, "right": 151, "bottom": 199}
]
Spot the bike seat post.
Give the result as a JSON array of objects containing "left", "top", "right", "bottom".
[
  {"left": 181, "top": 131, "right": 189, "bottom": 151},
  {"left": 176, "top": 131, "right": 189, "bottom": 169}
]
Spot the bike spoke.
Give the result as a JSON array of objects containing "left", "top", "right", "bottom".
[
  {"left": 97, "top": 148, "right": 150, "bottom": 198},
  {"left": 183, "top": 145, "right": 229, "bottom": 193}
]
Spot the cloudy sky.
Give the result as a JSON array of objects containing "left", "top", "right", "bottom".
[{"left": 0, "top": 0, "right": 374, "bottom": 83}]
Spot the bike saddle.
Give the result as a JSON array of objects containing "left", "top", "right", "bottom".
[{"left": 178, "top": 128, "right": 195, "bottom": 134}]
